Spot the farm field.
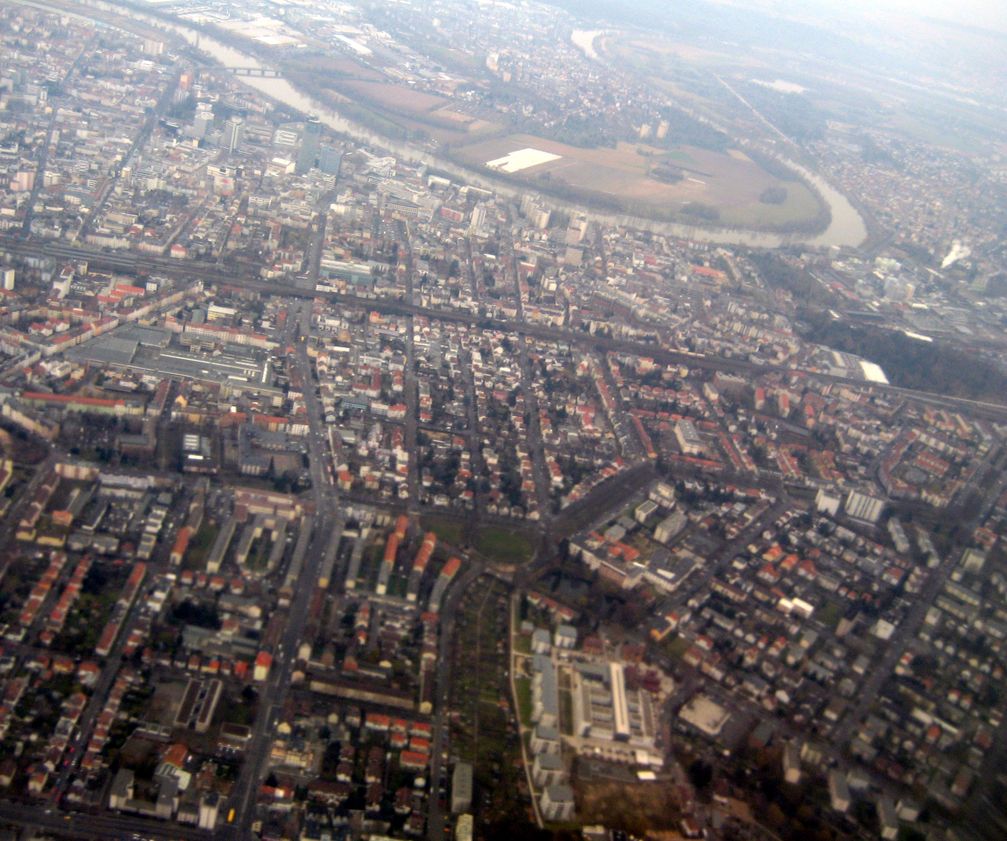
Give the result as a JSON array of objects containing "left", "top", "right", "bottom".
[
  {"left": 341, "top": 80, "right": 451, "bottom": 114},
  {"left": 305, "top": 80, "right": 496, "bottom": 144},
  {"left": 604, "top": 31, "right": 785, "bottom": 86},
  {"left": 336, "top": 79, "right": 498, "bottom": 137},
  {"left": 284, "top": 52, "right": 385, "bottom": 82},
  {"left": 285, "top": 52, "right": 503, "bottom": 144},
  {"left": 452, "top": 133, "right": 826, "bottom": 227},
  {"left": 718, "top": 178, "right": 823, "bottom": 227},
  {"left": 608, "top": 33, "right": 759, "bottom": 69}
]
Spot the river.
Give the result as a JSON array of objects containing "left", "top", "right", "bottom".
[{"left": 74, "top": 0, "right": 868, "bottom": 250}]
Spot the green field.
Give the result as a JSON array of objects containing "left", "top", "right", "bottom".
[
  {"left": 514, "top": 676, "right": 533, "bottom": 727},
  {"left": 448, "top": 577, "right": 531, "bottom": 829},
  {"left": 816, "top": 599, "right": 844, "bottom": 630},
  {"left": 186, "top": 522, "right": 219, "bottom": 570},
  {"left": 422, "top": 515, "right": 466, "bottom": 547},
  {"left": 474, "top": 526, "right": 535, "bottom": 565},
  {"left": 660, "top": 634, "right": 692, "bottom": 661},
  {"left": 559, "top": 688, "right": 574, "bottom": 736}
]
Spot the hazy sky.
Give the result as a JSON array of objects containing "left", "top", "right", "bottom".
[
  {"left": 741, "top": 0, "right": 1007, "bottom": 33},
  {"left": 833, "top": 0, "right": 1007, "bottom": 32},
  {"left": 876, "top": 0, "right": 1007, "bottom": 29}
]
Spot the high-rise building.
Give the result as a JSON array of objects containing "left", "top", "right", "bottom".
[
  {"left": 223, "top": 117, "right": 242, "bottom": 154},
  {"left": 192, "top": 105, "right": 213, "bottom": 140},
  {"left": 318, "top": 145, "right": 342, "bottom": 176},
  {"left": 469, "top": 203, "right": 488, "bottom": 233},
  {"left": 296, "top": 115, "right": 321, "bottom": 174}
]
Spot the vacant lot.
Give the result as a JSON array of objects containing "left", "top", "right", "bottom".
[{"left": 577, "top": 779, "right": 681, "bottom": 834}]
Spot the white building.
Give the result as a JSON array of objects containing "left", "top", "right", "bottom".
[
  {"left": 451, "top": 762, "right": 473, "bottom": 814},
  {"left": 674, "top": 419, "right": 704, "bottom": 456},
  {"left": 540, "top": 784, "right": 575, "bottom": 822},
  {"left": 109, "top": 769, "right": 134, "bottom": 809},
  {"left": 532, "top": 655, "right": 559, "bottom": 729},
  {"left": 455, "top": 814, "right": 473, "bottom": 841},
  {"left": 469, "top": 203, "right": 488, "bottom": 233},
  {"left": 610, "top": 662, "right": 630, "bottom": 742},
  {"left": 888, "top": 517, "right": 910, "bottom": 553},
  {"left": 198, "top": 792, "right": 220, "bottom": 830},
  {"left": 531, "top": 628, "right": 552, "bottom": 654},
  {"left": 554, "top": 624, "right": 577, "bottom": 649},
  {"left": 877, "top": 795, "right": 899, "bottom": 840},
  {"left": 828, "top": 769, "right": 851, "bottom": 813},
  {"left": 530, "top": 723, "right": 560, "bottom": 755},
  {"left": 649, "top": 481, "right": 676, "bottom": 507},
  {"left": 532, "top": 751, "right": 565, "bottom": 787},
  {"left": 815, "top": 488, "right": 841, "bottom": 517},
  {"left": 896, "top": 797, "right": 921, "bottom": 821},
  {"left": 571, "top": 661, "right": 655, "bottom": 750},
  {"left": 654, "top": 511, "right": 687, "bottom": 544},
  {"left": 783, "top": 742, "right": 802, "bottom": 784},
  {"left": 635, "top": 499, "right": 658, "bottom": 523},
  {"left": 844, "top": 490, "right": 885, "bottom": 524}
]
